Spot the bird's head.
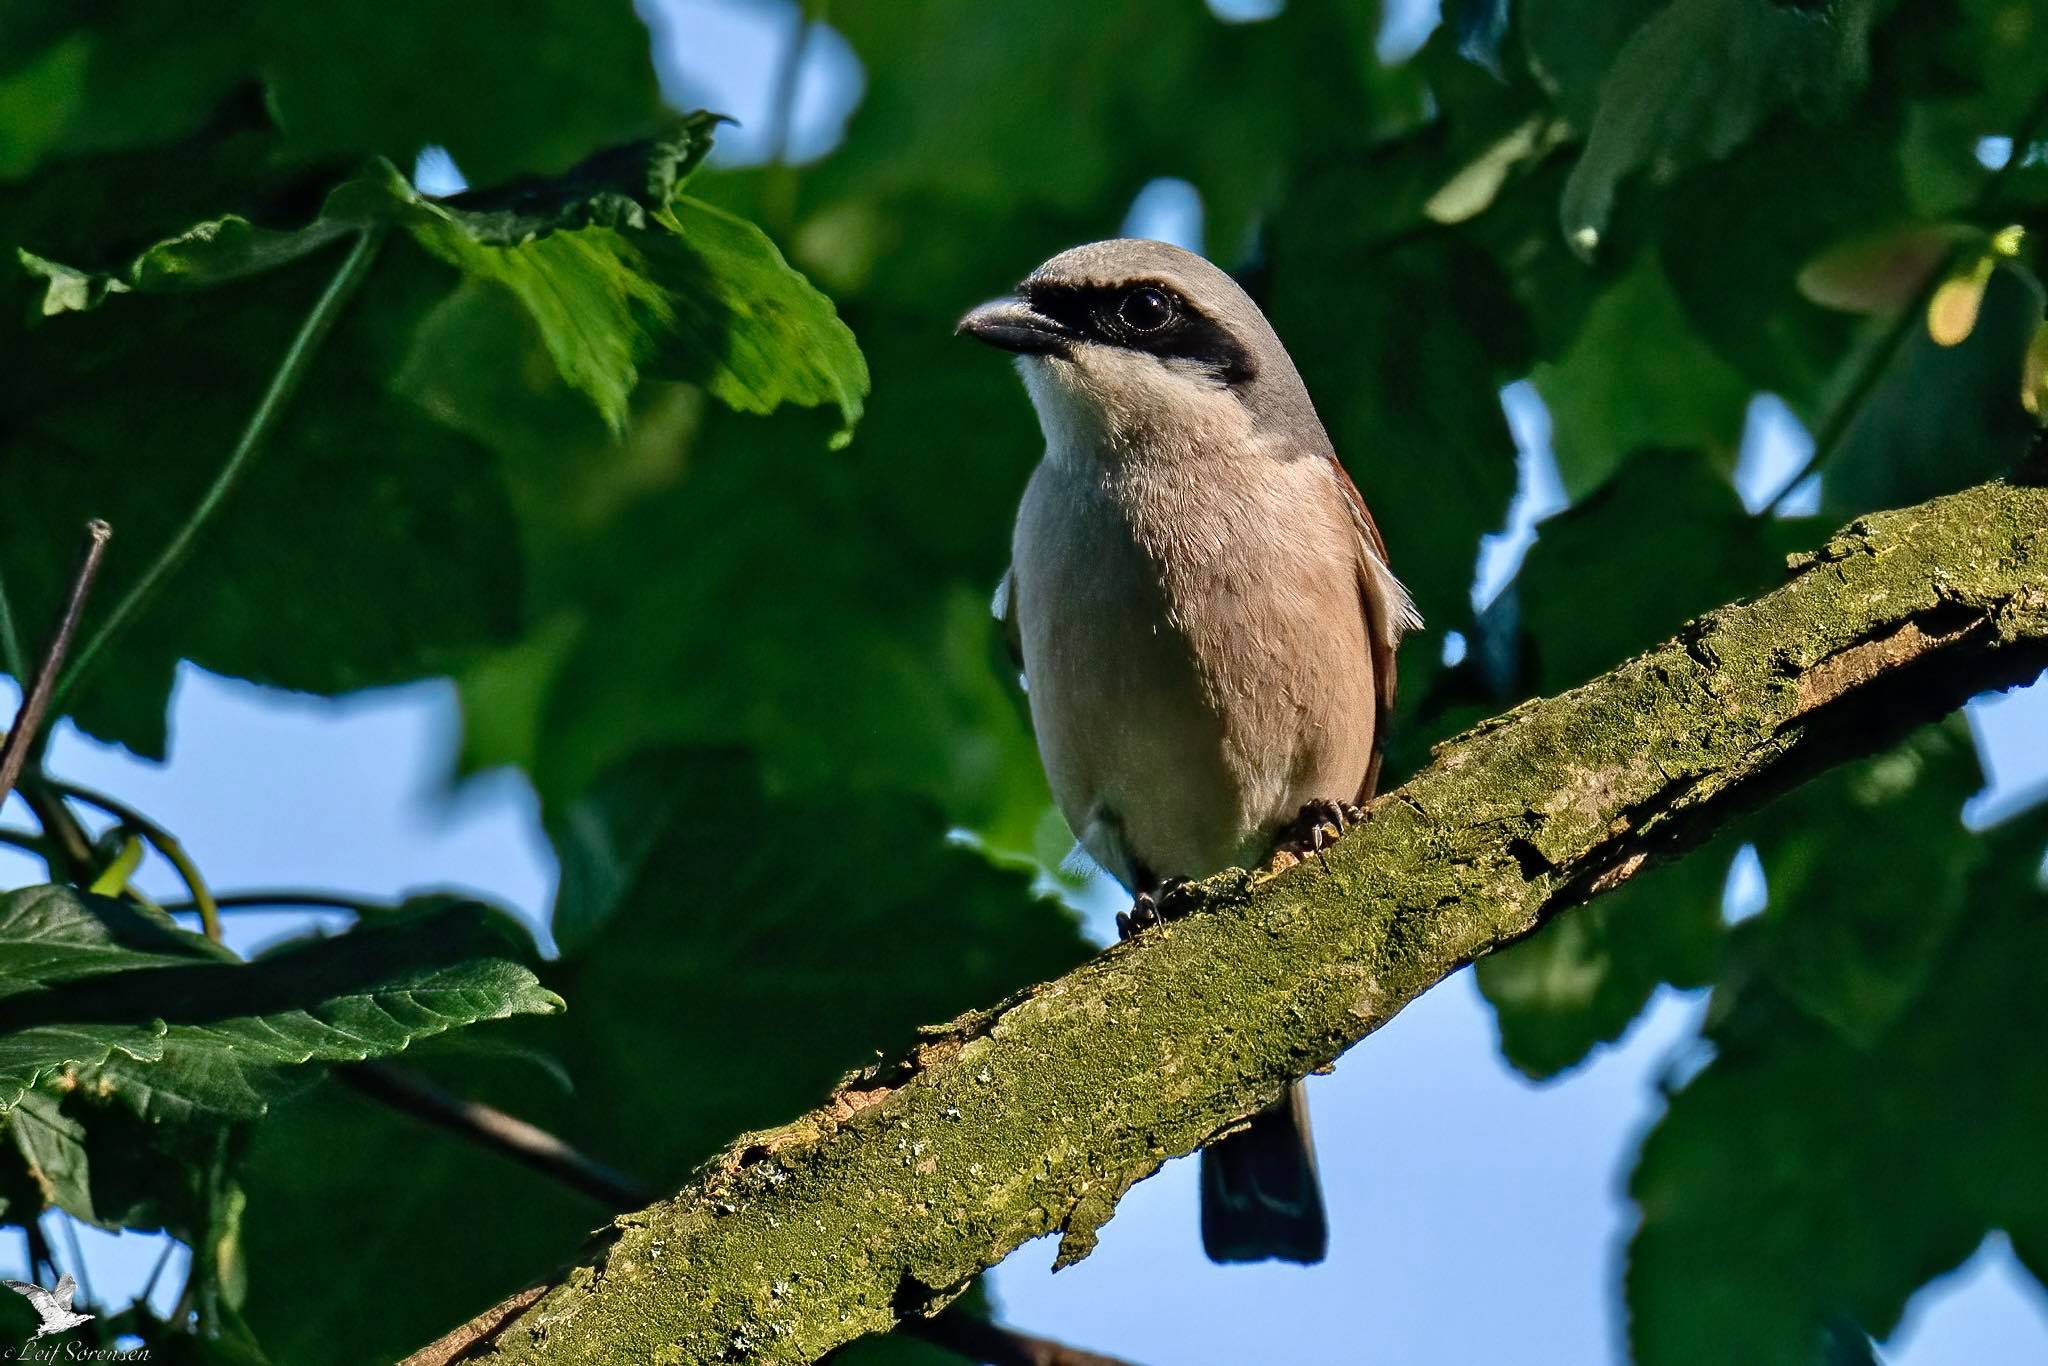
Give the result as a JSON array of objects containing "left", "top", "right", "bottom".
[{"left": 957, "top": 238, "right": 1319, "bottom": 458}]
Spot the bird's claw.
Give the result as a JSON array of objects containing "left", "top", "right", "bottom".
[
  {"left": 1117, "top": 877, "right": 1192, "bottom": 941},
  {"left": 1279, "top": 798, "right": 1367, "bottom": 871}
]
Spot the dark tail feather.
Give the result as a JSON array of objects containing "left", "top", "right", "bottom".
[{"left": 1199, "top": 1081, "right": 1328, "bottom": 1264}]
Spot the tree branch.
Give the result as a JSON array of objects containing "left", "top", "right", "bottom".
[
  {"left": 0, "top": 520, "right": 111, "bottom": 807},
  {"left": 350, "top": 1065, "right": 1144, "bottom": 1366},
  {"left": 408, "top": 473, "right": 2048, "bottom": 1366}
]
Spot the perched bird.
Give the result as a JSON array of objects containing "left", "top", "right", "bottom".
[
  {"left": 959, "top": 238, "right": 1418, "bottom": 1265},
  {"left": 4, "top": 1272, "right": 93, "bottom": 1340}
]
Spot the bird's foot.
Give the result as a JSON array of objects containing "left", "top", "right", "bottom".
[
  {"left": 1277, "top": 798, "right": 1367, "bottom": 871},
  {"left": 1117, "top": 877, "right": 1194, "bottom": 941}
]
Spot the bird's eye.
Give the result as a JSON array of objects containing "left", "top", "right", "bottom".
[{"left": 1116, "top": 286, "right": 1176, "bottom": 334}]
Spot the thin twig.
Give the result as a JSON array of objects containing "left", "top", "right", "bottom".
[
  {"left": 15, "top": 780, "right": 91, "bottom": 881},
  {"left": 757, "top": 0, "right": 822, "bottom": 235},
  {"left": 157, "top": 890, "right": 397, "bottom": 918},
  {"left": 1765, "top": 280, "right": 1942, "bottom": 516},
  {"left": 403, "top": 1287, "right": 548, "bottom": 1366},
  {"left": 170, "top": 1260, "right": 197, "bottom": 1329},
  {"left": 50, "top": 781, "right": 222, "bottom": 942},
  {"left": 56, "top": 1216, "right": 94, "bottom": 1311},
  {"left": 762, "top": 0, "right": 818, "bottom": 166},
  {"left": 135, "top": 1239, "right": 177, "bottom": 1311},
  {"left": 21, "top": 1217, "right": 55, "bottom": 1285},
  {"left": 120, "top": 826, "right": 218, "bottom": 943},
  {"left": 52, "top": 228, "right": 386, "bottom": 714},
  {"left": 336, "top": 1064, "right": 654, "bottom": 1210},
  {"left": 0, "top": 521, "right": 111, "bottom": 807},
  {"left": 0, "top": 828, "right": 53, "bottom": 860},
  {"left": 353, "top": 1067, "right": 1144, "bottom": 1366},
  {"left": 0, "top": 563, "right": 26, "bottom": 688}
]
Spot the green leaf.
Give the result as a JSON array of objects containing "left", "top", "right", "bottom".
[
  {"left": 1531, "top": 255, "right": 1754, "bottom": 497},
  {"left": 10, "top": 117, "right": 858, "bottom": 760},
  {"left": 0, "top": 885, "right": 231, "bottom": 1106},
  {"left": 1561, "top": 0, "right": 1880, "bottom": 253},
  {"left": 259, "top": 2, "right": 663, "bottom": 184},
  {"left": 1476, "top": 844, "right": 1726, "bottom": 1079},
  {"left": 16, "top": 246, "right": 126, "bottom": 312},
  {"left": 409, "top": 185, "right": 869, "bottom": 437},
  {"left": 401, "top": 265, "right": 999, "bottom": 829},
  {"left": 1626, "top": 807, "right": 2048, "bottom": 1366},
  {"left": 545, "top": 748, "right": 692, "bottom": 955},
  {"left": 403, "top": 116, "right": 724, "bottom": 244},
  {"left": 17, "top": 119, "right": 867, "bottom": 439},
  {"left": 0, "top": 883, "right": 239, "bottom": 984},
  {"left": 355, "top": 116, "right": 868, "bottom": 437},
  {"left": 0, "top": 14, "right": 250, "bottom": 178},
  {"left": 1, "top": 0, "right": 663, "bottom": 184},
  {"left": 399, "top": 202, "right": 677, "bottom": 436},
  {"left": 0, "top": 892, "right": 561, "bottom": 1353},
  {"left": 1518, "top": 0, "right": 1667, "bottom": 130},
  {"left": 401, "top": 1031, "right": 575, "bottom": 1097},
  {"left": 19, "top": 218, "right": 347, "bottom": 308},
  {"left": 10, "top": 1079, "right": 256, "bottom": 1332},
  {"left": 0, "top": 106, "right": 354, "bottom": 308},
  {"left": 1653, "top": 101, "right": 1915, "bottom": 412},
  {"left": 10, "top": 1088, "right": 97, "bottom": 1217},
  {"left": 810, "top": 0, "right": 1406, "bottom": 267},
  {"left": 0, "top": 1125, "right": 43, "bottom": 1225},
  {"left": 0, "top": 31, "right": 89, "bottom": 179},
  {"left": 1745, "top": 721, "right": 1989, "bottom": 1045},
  {"left": 0, "top": 1020, "right": 166, "bottom": 1116},
  {"left": 0, "top": 887, "right": 561, "bottom": 1118},
  {"left": 10, "top": 1083, "right": 242, "bottom": 1238},
  {"left": 1896, "top": 0, "right": 2048, "bottom": 217},
  {"left": 641, "top": 198, "right": 871, "bottom": 441}
]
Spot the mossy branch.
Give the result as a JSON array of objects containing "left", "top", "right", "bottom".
[{"left": 410, "top": 473, "right": 2048, "bottom": 1366}]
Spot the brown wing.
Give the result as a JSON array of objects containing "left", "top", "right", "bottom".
[{"left": 1320, "top": 453, "right": 1420, "bottom": 802}]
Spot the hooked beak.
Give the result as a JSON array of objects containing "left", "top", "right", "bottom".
[{"left": 956, "top": 296, "right": 1074, "bottom": 357}]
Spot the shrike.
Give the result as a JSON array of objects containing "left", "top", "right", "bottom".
[{"left": 959, "top": 238, "right": 1418, "bottom": 1265}]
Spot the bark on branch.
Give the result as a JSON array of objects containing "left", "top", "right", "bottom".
[{"left": 410, "top": 473, "right": 2048, "bottom": 1365}]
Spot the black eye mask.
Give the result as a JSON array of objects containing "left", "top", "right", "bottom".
[{"left": 1023, "top": 281, "right": 1259, "bottom": 386}]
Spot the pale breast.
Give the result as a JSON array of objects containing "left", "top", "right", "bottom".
[{"left": 1010, "top": 444, "right": 1377, "bottom": 888}]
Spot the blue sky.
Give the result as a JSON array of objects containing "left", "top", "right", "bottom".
[{"left": 5, "top": 1, "right": 2047, "bottom": 1360}]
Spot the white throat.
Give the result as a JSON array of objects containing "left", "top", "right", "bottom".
[{"left": 1019, "top": 351, "right": 1255, "bottom": 474}]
